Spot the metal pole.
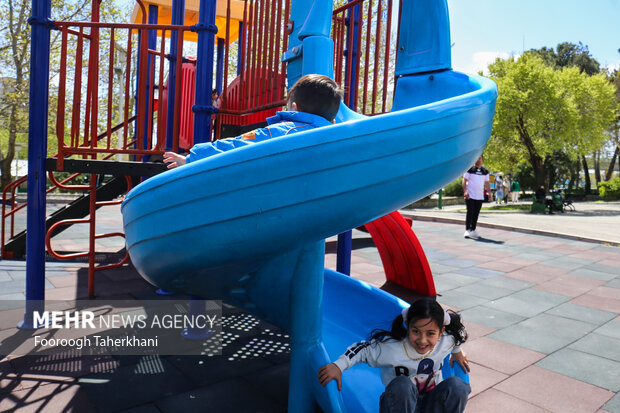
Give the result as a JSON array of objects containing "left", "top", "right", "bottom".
[
  {"left": 165, "top": 0, "right": 185, "bottom": 150},
  {"left": 438, "top": 188, "right": 443, "bottom": 209},
  {"left": 237, "top": 22, "right": 243, "bottom": 76},
  {"left": 336, "top": 0, "right": 360, "bottom": 276},
  {"left": 216, "top": 38, "right": 225, "bottom": 95},
  {"left": 192, "top": 0, "right": 217, "bottom": 145},
  {"left": 142, "top": 5, "right": 158, "bottom": 160},
  {"left": 20, "top": 0, "right": 52, "bottom": 329}
]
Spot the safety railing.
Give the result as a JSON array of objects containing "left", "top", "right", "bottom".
[
  {"left": 53, "top": 17, "right": 190, "bottom": 167},
  {"left": 332, "top": 0, "right": 395, "bottom": 115},
  {"left": 45, "top": 174, "right": 133, "bottom": 297},
  {"left": 214, "top": 0, "right": 291, "bottom": 139}
]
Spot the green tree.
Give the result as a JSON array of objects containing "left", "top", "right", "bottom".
[
  {"left": 528, "top": 42, "right": 601, "bottom": 76},
  {"left": 485, "top": 54, "right": 618, "bottom": 191},
  {"left": 604, "top": 70, "right": 619, "bottom": 181}
]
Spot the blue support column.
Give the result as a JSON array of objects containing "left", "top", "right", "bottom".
[
  {"left": 20, "top": 0, "right": 52, "bottom": 329},
  {"left": 142, "top": 5, "right": 158, "bottom": 160},
  {"left": 336, "top": 231, "right": 352, "bottom": 275},
  {"left": 237, "top": 22, "right": 243, "bottom": 76},
  {"left": 335, "top": 0, "right": 360, "bottom": 276},
  {"left": 165, "top": 0, "right": 185, "bottom": 151},
  {"left": 215, "top": 38, "right": 224, "bottom": 95},
  {"left": 192, "top": 0, "right": 217, "bottom": 145}
]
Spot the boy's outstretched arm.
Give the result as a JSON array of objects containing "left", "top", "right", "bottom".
[
  {"left": 163, "top": 152, "right": 187, "bottom": 169},
  {"left": 318, "top": 363, "right": 342, "bottom": 391}
]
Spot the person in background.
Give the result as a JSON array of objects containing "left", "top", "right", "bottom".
[
  {"left": 495, "top": 175, "right": 504, "bottom": 205},
  {"left": 462, "top": 156, "right": 491, "bottom": 239},
  {"left": 511, "top": 179, "right": 520, "bottom": 202}
]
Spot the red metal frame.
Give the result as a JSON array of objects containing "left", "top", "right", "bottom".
[{"left": 332, "top": 0, "right": 394, "bottom": 115}]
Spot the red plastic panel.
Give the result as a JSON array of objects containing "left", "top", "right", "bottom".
[
  {"left": 159, "top": 59, "right": 197, "bottom": 150},
  {"left": 364, "top": 211, "right": 436, "bottom": 297}
]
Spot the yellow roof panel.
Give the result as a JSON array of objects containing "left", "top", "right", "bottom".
[{"left": 131, "top": 0, "right": 245, "bottom": 43}]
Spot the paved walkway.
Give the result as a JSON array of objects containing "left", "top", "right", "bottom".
[
  {"left": 0, "top": 201, "right": 619, "bottom": 412},
  {"left": 404, "top": 200, "right": 620, "bottom": 245}
]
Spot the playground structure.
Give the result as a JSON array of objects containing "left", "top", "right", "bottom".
[
  {"left": 11, "top": 0, "right": 496, "bottom": 411},
  {"left": 4, "top": 0, "right": 440, "bottom": 299}
]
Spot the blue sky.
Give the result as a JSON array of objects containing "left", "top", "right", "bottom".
[{"left": 446, "top": 0, "right": 620, "bottom": 75}]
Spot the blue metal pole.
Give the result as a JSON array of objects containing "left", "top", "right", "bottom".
[
  {"left": 336, "top": 0, "right": 360, "bottom": 276},
  {"left": 192, "top": 0, "right": 217, "bottom": 144},
  {"left": 165, "top": 0, "right": 185, "bottom": 150},
  {"left": 142, "top": 5, "right": 158, "bottom": 160},
  {"left": 336, "top": 231, "right": 352, "bottom": 275},
  {"left": 237, "top": 22, "right": 243, "bottom": 76},
  {"left": 20, "top": 0, "right": 52, "bottom": 329},
  {"left": 216, "top": 38, "right": 224, "bottom": 95}
]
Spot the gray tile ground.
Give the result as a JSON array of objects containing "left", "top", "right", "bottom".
[
  {"left": 435, "top": 289, "right": 490, "bottom": 310},
  {"left": 604, "top": 392, "right": 620, "bottom": 413},
  {"left": 570, "top": 268, "right": 618, "bottom": 281},
  {"left": 476, "top": 276, "right": 533, "bottom": 291},
  {"left": 542, "top": 256, "right": 596, "bottom": 270},
  {"left": 460, "top": 305, "right": 526, "bottom": 329},
  {"left": 593, "top": 320, "right": 620, "bottom": 340},
  {"left": 485, "top": 289, "right": 570, "bottom": 318},
  {"left": 437, "top": 258, "right": 481, "bottom": 269},
  {"left": 536, "top": 348, "right": 620, "bottom": 392},
  {"left": 489, "top": 313, "right": 597, "bottom": 354},
  {"left": 569, "top": 333, "right": 620, "bottom": 363},
  {"left": 545, "top": 303, "right": 617, "bottom": 325},
  {"left": 433, "top": 273, "right": 480, "bottom": 292},
  {"left": 588, "top": 264, "right": 620, "bottom": 275},
  {"left": 453, "top": 283, "right": 514, "bottom": 300},
  {"left": 454, "top": 267, "right": 505, "bottom": 279}
]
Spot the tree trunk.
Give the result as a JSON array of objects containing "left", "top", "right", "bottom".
[
  {"left": 594, "top": 151, "right": 601, "bottom": 186},
  {"left": 581, "top": 155, "right": 591, "bottom": 194},
  {"left": 517, "top": 116, "right": 549, "bottom": 191},
  {"left": 605, "top": 146, "right": 619, "bottom": 181}
]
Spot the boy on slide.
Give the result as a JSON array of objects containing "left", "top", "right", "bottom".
[{"left": 163, "top": 74, "right": 343, "bottom": 168}]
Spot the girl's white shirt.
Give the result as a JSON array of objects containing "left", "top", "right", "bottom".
[{"left": 332, "top": 333, "right": 461, "bottom": 390}]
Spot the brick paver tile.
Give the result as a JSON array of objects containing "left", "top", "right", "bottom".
[
  {"left": 467, "top": 362, "right": 508, "bottom": 398},
  {"left": 505, "top": 265, "right": 569, "bottom": 284},
  {"left": 477, "top": 261, "right": 528, "bottom": 272},
  {"left": 463, "top": 320, "right": 496, "bottom": 341},
  {"left": 589, "top": 286, "right": 620, "bottom": 300},
  {"left": 533, "top": 274, "right": 606, "bottom": 298},
  {"left": 571, "top": 294, "right": 620, "bottom": 314},
  {"left": 494, "top": 365, "right": 615, "bottom": 413},
  {"left": 465, "top": 337, "right": 545, "bottom": 375},
  {"left": 466, "top": 388, "right": 547, "bottom": 413}
]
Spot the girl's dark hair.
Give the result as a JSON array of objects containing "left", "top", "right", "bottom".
[{"left": 369, "top": 298, "right": 468, "bottom": 346}]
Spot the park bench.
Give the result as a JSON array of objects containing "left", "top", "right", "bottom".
[{"left": 531, "top": 191, "right": 574, "bottom": 214}]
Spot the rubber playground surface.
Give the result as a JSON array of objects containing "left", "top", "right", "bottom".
[{"left": 0, "top": 201, "right": 619, "bottom": 412}]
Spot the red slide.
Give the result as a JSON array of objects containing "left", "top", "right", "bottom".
[{"left": 363, "top": 211, "right": 436, "bottom": 297}]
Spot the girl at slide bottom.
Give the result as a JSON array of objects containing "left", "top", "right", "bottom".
[{"left": 318, "top": 298, "right": 471, "bottom": 413}]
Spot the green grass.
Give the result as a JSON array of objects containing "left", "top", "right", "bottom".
[
  {"left": 456, "top": 204, "right": 531, "bottom": 212},
  {"left": 480, "top": 204, "right": 531, "bottom": 211}
]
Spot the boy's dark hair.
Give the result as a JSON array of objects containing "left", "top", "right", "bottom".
[
  {"left": 287, "top": 74, "right": 342, "bottom": 121},
  {"left": 369, "top": 298, "right": 468, "bottom": 346}
]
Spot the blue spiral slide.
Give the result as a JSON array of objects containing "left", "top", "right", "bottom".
[{"left": 121, "top": 1, "right": 497, "bottom": 411}]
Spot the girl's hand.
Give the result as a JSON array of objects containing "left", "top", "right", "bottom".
[
  {"left": 318, "top": 363, "right": 342, "bottom": 391},
  {"left": 450, "top": 351, "right": 470, "bottom": 373},
  {"left": 163, "top": 152, "right": 187, "bottom": 169}
]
